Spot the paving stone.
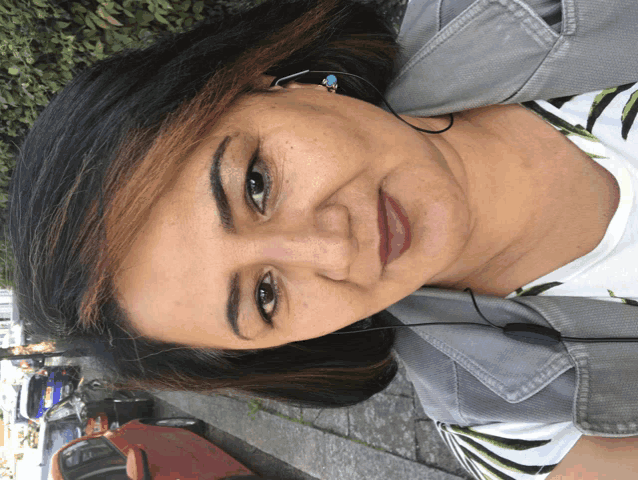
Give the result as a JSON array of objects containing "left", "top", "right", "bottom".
[
  {"left": 415, "top": 420, "right": 475, "bottom": 480},
  {"left": 348, "top": 392, "right": 416, "bottom": 460},
  {"left": 325, "top": 432, "right": 469, "bottom": 480},
  {"left": 300, "top": 407, "right": 322, "bottom": 423},
  {"left": 259, "top": 398, "right": 303, "bottom": 421},
  {"left": 384, "top": 360, "right": 415, "bottom": 397},
  {"left": 154, "top": 391, "right": 329, "bottom": 478},
  {"left": 414, "top": 393, "right": 431, "bottom": 420},
  {"left": 154, "top": 391, "right": 468, "bottom": 480},
  {"left": 302, "top": 407, "right": 349, "bottom": 437}
]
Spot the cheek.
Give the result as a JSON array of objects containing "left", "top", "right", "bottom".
[{"left": 287, "top": 280, "right": 368, "bottom": 340}]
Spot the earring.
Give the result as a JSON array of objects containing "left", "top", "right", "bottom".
[
  {"left": 270, "top": 70, "right": 453, "bottom": 134},
  {"left": 321, "top": 74, "right": 338, "bottom": 93}
]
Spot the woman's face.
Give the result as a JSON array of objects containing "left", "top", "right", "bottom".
[{"left": 115, "top": 78, "right": 471, "bottom": 349}]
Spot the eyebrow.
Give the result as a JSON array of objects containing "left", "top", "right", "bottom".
[
  {"left": 227, "top": 272, "right": 248, "bottom": 340},
  {"left": 209, "top": 135, "right": 249, "bottom": 340},
  {"left": 210, "top": 134, "right": 235, "bottom": 233}
]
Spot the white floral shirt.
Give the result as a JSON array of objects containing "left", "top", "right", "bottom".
[{"left": 435, "top": 82, "right": 638, "bottom": 480}]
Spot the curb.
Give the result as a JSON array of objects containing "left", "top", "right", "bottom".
[{"left": 152, "top": 391, "right": 466, "bottom": 480}]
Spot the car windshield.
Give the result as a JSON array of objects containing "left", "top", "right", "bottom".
[
  {"left": 27, "top": 375, "right": 47, "bottom": 417},
  {"left": 59, "top": 436, "right": 127, "bottom": 480},
  {"left": 39, "top": 419, "right": 83, "bottom": 479}
]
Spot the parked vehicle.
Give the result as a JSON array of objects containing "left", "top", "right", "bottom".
[
  {"left": 20, "top": 366, "right": 81, "bottom": 421},
  {"left": 44, "top": 378, "right": 154, "bottom": 433},
  {"left": 36, "top": 415, "right": 85, "bottom": 480},
  {"left": 36, "top": 379, "right": 153, "bottom": 480},
  {"left": 0, "top": 382, "right": 30, "bottom": 424},
  {"left": 49, "top": 417, "right": 262, "bottom": 480}
]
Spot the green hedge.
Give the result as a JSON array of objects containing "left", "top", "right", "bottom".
[{"left": 0, "top": 0, "right": 268, "bottom": 288}]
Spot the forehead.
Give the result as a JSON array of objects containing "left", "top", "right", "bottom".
[{"left": 113, "top": 132, "right": 237, "bottom": 346}]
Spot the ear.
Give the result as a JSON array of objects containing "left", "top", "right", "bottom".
[
  {"left": 285, "top": 82, "right": 327, "bottom": 91},
  {"left": 260, "top": 74, "right": 327, "bottom": 92},
  {"left": 260, "top": 74, "right": 278, "bottom": 89}
]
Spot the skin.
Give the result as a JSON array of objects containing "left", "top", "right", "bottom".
[
  {"left": 114, "top": 76, "right": 619, "bottom": 350},
  {"left": 548, "top": 435, "right": 638, "bottom": 479}
]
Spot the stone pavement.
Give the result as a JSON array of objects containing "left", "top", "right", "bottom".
[
  {"left": 48, "top": 351, "right": 476, "bottom": 480},
  {"left": 152, "top": 360, "right": 475, "bottom": 480}
]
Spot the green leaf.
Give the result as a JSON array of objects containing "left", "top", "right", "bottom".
[
  {"left": 620, "top": 88, "right": 638, "bottom": 140},
  {"left": 157, "top": 0, "right": 172, "bottom": 11},
  {"left": 587, "top": 84, "right": 634, "bottom": 132},
  {"left": 84, "top": 15, "right": 96, "bottom": 30},
  {"left": 136, "top": 11, "right": 154, "bottom": 25},
  {"left": 154, "top": 12, "right": 169, "bottom": 24},
  {"left": 621, "top": 89, "right": 638, "bottom": 122},
  {"left": 7, "top": 67, "right": 19, "bottom": 75},
  {"left": 102, "top": 1, "right": 117, "bottom": 12},
  {"left": 193, "top": 1, "right": 204, "bottom": 15},
  {"left": 97, "top": 6, "right": 123, "bottom": 26},
  {"left": 515, "top": 281, "right": 563, "bottom": 297},
  {"left": 87, "top": 11, "right": 107, "bottom": 29}
]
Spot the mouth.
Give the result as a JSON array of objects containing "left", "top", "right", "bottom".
[{"left": 378, "top": 188, "right": 412, "bottom": 268}]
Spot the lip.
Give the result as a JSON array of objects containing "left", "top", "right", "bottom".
[{"left": 378, "top": 189, "right": 412, "bottom": 268}]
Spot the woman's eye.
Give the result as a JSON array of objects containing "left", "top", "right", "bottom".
[
  {"left": 256, "top": 272, "right": 277, "bottom": 324},
  {"left": 246, "top": 157, "right": 270, "bottom": 214}
]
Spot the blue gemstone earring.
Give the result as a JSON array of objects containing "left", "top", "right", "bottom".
[{"left": 321, "top": 74, "right": 338, "bottom": 93}]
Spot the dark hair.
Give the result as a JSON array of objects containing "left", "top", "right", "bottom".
[{"left": 9, "top": 0, "right": 402, "bottom": 408}]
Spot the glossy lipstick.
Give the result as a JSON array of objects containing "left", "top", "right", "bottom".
[{"left": 378, "top": 189, "right": 411, "bottom": 267}]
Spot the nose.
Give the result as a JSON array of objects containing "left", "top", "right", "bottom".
[{"left": 255, "top": 204, "right": 358, "bottom": 281}]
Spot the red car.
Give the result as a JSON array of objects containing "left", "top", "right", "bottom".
[{"left": 49, "top": 417, "right": 262, "bottom": 480}]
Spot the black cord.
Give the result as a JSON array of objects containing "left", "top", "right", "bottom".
[
  {"left": 330, "top": 321, "right": 495, "bottom": 335},
  {"left": 463, "top": 287, "right": 501, "bottom": 328},
  {"left": 330, "top": 287, "right": 499, "bottom": 335},
  {"left": 271, "top": 69, "right": 454, "bottom": 134},
  {"left": 331, "top": 287, "right": 638, "bottom": 344}
]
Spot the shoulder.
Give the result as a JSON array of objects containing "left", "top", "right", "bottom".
[{"left": 390, "top": 0, "right": 638, "bottom": 116}]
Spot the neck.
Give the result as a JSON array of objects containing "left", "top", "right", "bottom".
[{"left": 412, "top": 105, "right": 620, "bottom": 296}]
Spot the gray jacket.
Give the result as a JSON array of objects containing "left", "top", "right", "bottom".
[
  {"left": 388, "top": 290, "right": 638, "bottom": 437},
  {"left": 385, "top": 0, "right": 638, "bottom": 437},
  {"left": 384, "top": 0, "right": 638, "bottom": 116}
]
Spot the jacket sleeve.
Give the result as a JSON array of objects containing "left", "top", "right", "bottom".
[{"left": 384, "top": 0, "right": 638, "bottom": 117}]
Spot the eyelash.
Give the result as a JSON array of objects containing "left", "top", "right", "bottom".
[
  {"left": 255, "top": 271, "right": 278, "bottom": 325},
  {"left": 245, "top": 147, "right": 271, "bottom": 215},
  {"left": 245, "top": 147, "right": 278, "bottom": 325}
]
